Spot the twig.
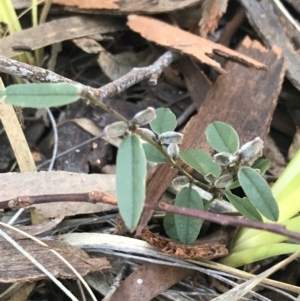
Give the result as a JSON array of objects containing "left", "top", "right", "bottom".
[
  {"left": 102, "top": 264, "right": 128, "bottom": 301},
  {"left": 3, "top": 192, "right": 300, "bottom": 241},
  {"left": 0, "top": 51, "right": 180, "bottom": 100},
  {"left": 0, "top": 227, "right": 79, "bottom": 301},
  {"left": 0, "top": 52, "right": 210, "bottom": 191}
]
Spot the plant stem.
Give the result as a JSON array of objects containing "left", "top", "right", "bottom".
[{"left": 82, "top": 91, "right": 212, "bottom": 192}]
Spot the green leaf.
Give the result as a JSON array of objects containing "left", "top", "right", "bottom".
[
  {"left": 2, "top": 83, "right": 80, "bottom": 108},
  {"left": 164, "top": 212, "right": 178, "bottom": 240},
  {"left": 150, "top": 108, "right": 176, "bottom": 134},
  {"left": 206, "top": 121, "right": 239, "bottom": 153},
  {"left": 142, "top": 143, "right": 168, "bottom": 163},
  {"left": 238, "top": 167, "right": 279, "bottom": 221},
  {"left": 116, "top": 134, "right": 147, "bottom": 230},
  {"left": 227, "top": 180, "right": 240, "bottom": 190},
  {"left": 180, "top": 149, "right": 221, "bottom": 177},
  {"left": 251, "top": 158, "right": 270, "bottom": 175},
  {"left": 225, "top": 190, "right": 262, "bottom": 222},
  {"left": 174, "top": 187, "right": 203, "bottom": 245}
]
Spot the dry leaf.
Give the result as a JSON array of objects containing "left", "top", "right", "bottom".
[
  {"left": 52, "top": 0, "right": 204, "bottom": 13},
  {"left": 0, "top": 235, "right": 110, "bottom": 282},
  {"left": 2, "top": 282, "right": 36, "bottom": 301},
  {"left": 98, "top": 48, "right": 159, "bottom": 80},
  {"left": 127, "top": 15, "right": 267, "bottom": 73},
  {"left": 0, "top": 16, "right": 124, "bottom": 58},
  {"left": 110, "top": 263, "right": 193, "bottom": 301},
  {"left": 70, "top": 118, "right": 121, "bottom": 147},
  {"left": 199, "top": 0, "right": 229, "bottom": 37},
  {"left": 0, "top": 172, "right": 116, "bottom": 218},
  {"left": 141, "top": 229, "right": 228, "bottom": 260},
  {"left": 72, "top": 37, "right": 104, "bottom": 53}
]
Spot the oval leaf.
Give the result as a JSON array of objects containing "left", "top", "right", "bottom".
[
  {"left": 206, "top": 121, "right": 239, "bottom": 153},
  {"left": 225, "top": 190, "right": 262, "bottom": 222},
  {"left": 116, "top": 134, "right": 147, "bottom": 230},
  {"left": 163, "top": 212, "right": 178, "bottom": 240},
  {"left": 2, "top": 83, "right": 80, "bottom": 108},
  {"left": 180, "top": 149, "right": 221, "bottom": 177},
  {"left": 238, "top": 167, "right": 279, "bottom": 221},
  {"left": 150, "top": 108, "right": 177, "bottom": 134},
  {"left": 142, "top": 143, "right": 168, "bottom": 163},
  {"left": 174, "top": 187, "right": 203, "bottom": 245},
  {"left": 251, "top": 158, "right": 270, "bottom": 175}
]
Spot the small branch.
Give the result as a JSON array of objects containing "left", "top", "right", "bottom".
[
  {"left": 134, "top": 128, "right": 211, "bottom": 192},
  {"left": 0, "top": 51, "right": 180, "bottom": 101},
  {"left": 146, "top": 202, "right": 300, "bottom": 241},
  {"left": 3, "top": 192, "right": 300, "bottom": 241}
]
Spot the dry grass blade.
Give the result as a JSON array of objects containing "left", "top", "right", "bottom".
[
  {"left": 211, "top": 250, "right": 300, "bottom": 300},
  {"left": 0, "top": 227, "right": 79, "bottom": 301},
  {"left": 0, "top": 77, "right": 36, "bottom": 172},
  {"left": 189, "top": 259, "right": 300, "bottom": 294},
  {"left": 59, "top": 232, "right": 300, "bottom": 297},
  {"left": 0, "top": 221, "right": 100, "bottom": 301}
]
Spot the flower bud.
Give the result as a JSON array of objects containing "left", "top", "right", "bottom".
[
  {"left": 158, "top": 131, "right": 183, "bottom": 144},
  {"left": 138, "top": 128, "right": 157, "bottom": 141},
  {"left": 213, "top": 152, "right": 238, "bottom": 166},
  {"left": 172, "top": 176, "right": 190, "bottom": 187},
  {"left": 214, "top": 174, "right": 233, "bottom": 189},
  {"left": 167, "top": 143, "right": 179, "bottom": 160},
  {"left": 238, "top": 137, "right": 263, "bottom": 163},
  {"left": 131, "top": 107, "right": 156, "bottom": 125},
  {"left": 104, "top": 121, "right": 128, "bottom": 138}
]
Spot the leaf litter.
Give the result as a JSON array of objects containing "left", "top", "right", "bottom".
[{"left": 0, "top": 0, "right": 299, "bottom": 300}]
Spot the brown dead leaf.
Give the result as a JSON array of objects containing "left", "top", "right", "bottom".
[
  {"left": 199, "top": 0, "right": 229, "bottom": 37},
  {"left": 52, "top": 0, "right": 204, "bottom": 13},
  {"left": 98, "top": 48, "right": 159, "bottom": 80},
  {"left": 0, "top": 16, "right": 124, "bottom": 58},
  {"left": 110, "top": 263, "right": 194, "bottom": 301},
  {"left": 0, "top": 172, "right": 116, "bottom": 218},
  {"left": 72, "top": 37, "right": 104, "bottom": 53},
  {"left": 141, "top": 229, "right": 228, "bottom": 260},
  {"left": 127, "top": 15, "right": 267, "bottom": 73},
  {"left": 0, "top": 234, "right": 110, "bottom": 282}
]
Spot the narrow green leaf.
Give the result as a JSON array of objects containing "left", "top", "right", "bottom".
[
  {"left": 174, "top": 187, "right": 203, "bottom": 245},
  {"left": 238, "top": 167, "right": 279, "bottom": 221},
  {"left": 164, "top": 212, "right": 178, "bottom": 240},
  {"left": 150, "top": 108, "right": 177, "bottom": 134},
  {"left": 225, "top": 190, "right": 262, "bottom": 222},
  {"left": 116, "top": 134, "right": 147, "bottom": 230},
  {"left": 206, "top": 121, "right": 239, "bottom": 153},
  {"left": 180, "top": 149, "right": 221, "bottom": 177},
  {"left": 142, "top": 143, "right": 168, "bottom": 163},
  {"left": 251, "top": 158, "right": 270, "bottom": 175},
  {"left": 2, "top": 83, "right": 80, "bottom": 108}
]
